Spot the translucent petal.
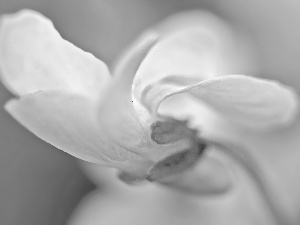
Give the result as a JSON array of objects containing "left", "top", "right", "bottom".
[
  {"left": 5, "top": 90, "right": 142, "bottom": 165},
  {"left": 0, "top": 10, "right": 110, "bottom": 97},
  {"left": 133, "top": 10, "right": 257, "bottom": 112}
]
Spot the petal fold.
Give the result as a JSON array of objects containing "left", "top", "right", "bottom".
[
  {"left": 0, "top": 10, "right": 110, "bottom": 96},
  {"left": 97, "top": 33, "right": 159, "bottom": 155},
  {"left": 98, "top": 33, "right": 196, "bottom": 162}
]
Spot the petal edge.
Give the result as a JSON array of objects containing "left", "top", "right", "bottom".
[{"left": 0, "top": 9, "right": 110, "bottom": 96}]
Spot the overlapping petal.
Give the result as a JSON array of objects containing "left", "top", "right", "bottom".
[
  {"left": 0, "top": 10, "right": 143, "bottom": 167},
  {"left": 1, "top": 9, "right": 298, "bottom": 191},
  {"left": 0, "top": 10, "right": 110, "bottom": 97},
  {"left": 100, "top": 10, "right": 255, "bottom": 160},
  {"left": 130, "top": 11, "right": 298, "bottom": 131},
  {"left": 132, "top": 11, "right": 257, "bottom": 112},
  {"left": 97, "top": 33, "right": 195, "bottom": 164},
  {"left": 5, "top": 90, "right": 142, "bottom": 164},
  {"left": 142, "top": 74, "right": 298, "bottom": 130}
]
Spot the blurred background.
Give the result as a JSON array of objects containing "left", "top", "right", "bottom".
[{"left": 0, "top": 0, "right": 300, "bottom": 224}]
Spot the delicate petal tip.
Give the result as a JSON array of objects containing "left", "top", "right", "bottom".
[
  {"left": 0, "top": 9, "right": 110, "bottom": 96},
  {"left": 187, "top": 75, "right": 299, "bottom": 130},
  {"left": 0, "top": 10, "right": 44, "bottom": 95},
  {"left": 0, "top": 9, "right": 48, "bottom": 31}
]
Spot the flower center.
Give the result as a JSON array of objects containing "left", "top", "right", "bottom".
[
  {"left": 147, "top": 118, "right": 207, "bottom": 181},
  {"left": 150, "top": 118, "right": 198, "bottom": 144}
]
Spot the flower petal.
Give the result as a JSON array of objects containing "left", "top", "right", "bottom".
[
  {"left": 187, "top": 75, "right": 298, "bottom": 129},
  {"left": 5, "top": 90, "right": 142, "bottom": 166},
  {"left": 0, "top": 10, "right": 110, "bottom": 96},
  {"left": 132, "top": 10, "right": 257, "bottom": 111},
  {"left": 98, "top": 33, "right": 158, "bottom": 156},
  {"left": 142, "top": 74, "right": 298, "bottom": 130},
  {"left": 98, "top": 33, "right": 195, "bottom": 164}
]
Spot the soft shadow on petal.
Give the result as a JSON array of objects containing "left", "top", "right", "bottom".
[
  {"left": 69, "top": 171, "right": 274, "bottom": 225},
  {"left": 156, "top": 146, "right": 234, "bottom": 195},
  {"left": 0, "top": 10, "right": 110, "bottom": 97},
  {"left": 132, "top": 10, "right": 257, "bottom": 113},
  {"left": 5, "top": 90, "right": 142, "bottom": 165},
  {"left": 157, "top": 93, "right": 236, "bottom": 141}
]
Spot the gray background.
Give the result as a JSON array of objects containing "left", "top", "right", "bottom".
[{"left": 0, "top": 0, "right": 300, "bottom": 224}]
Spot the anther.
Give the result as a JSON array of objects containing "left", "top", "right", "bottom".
[
  {"left": 148, "top": 118, "right": 208, "bottom": 181},
  {"left": 146, "top": 141, "right": 207, "bottom": 181},
  {"left": 150, "top": 118, "right": 197, "bottom": 145}
]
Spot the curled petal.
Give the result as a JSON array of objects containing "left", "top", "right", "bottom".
[
  {"left": 133, "top": 10, "right": 257, "bottom": 111},
  {"left": 0, "top": 10, "right": 110, "bottom": 96},
  {"left": 151, "top": 75, "right": 298, "bottom": 130},
  {"left": 97, "top": 33, "right": 159, "bottom": 155},
  {"left": 5, "top": 90, "right": 142, "bottom": 165},
  {"left": 188, "top": 75, "right": 298, "bottom": 129},
  {"left": 98, "top": 33, "right": 196, "bottom": 164}
]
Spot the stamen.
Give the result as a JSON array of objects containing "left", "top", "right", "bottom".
[
  {"left": 147, "top": 142, "right": 206, "bottom": 181},
  {"left": 148, "top": 117, "right": 207, "bottom": 181},
  {"left": 150, "top": 118, "right": 197, "bottom": 145}
]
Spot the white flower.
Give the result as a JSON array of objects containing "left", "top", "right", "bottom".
[{"left": 0, "top": 9, "right": 298, "bottom": 195}]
